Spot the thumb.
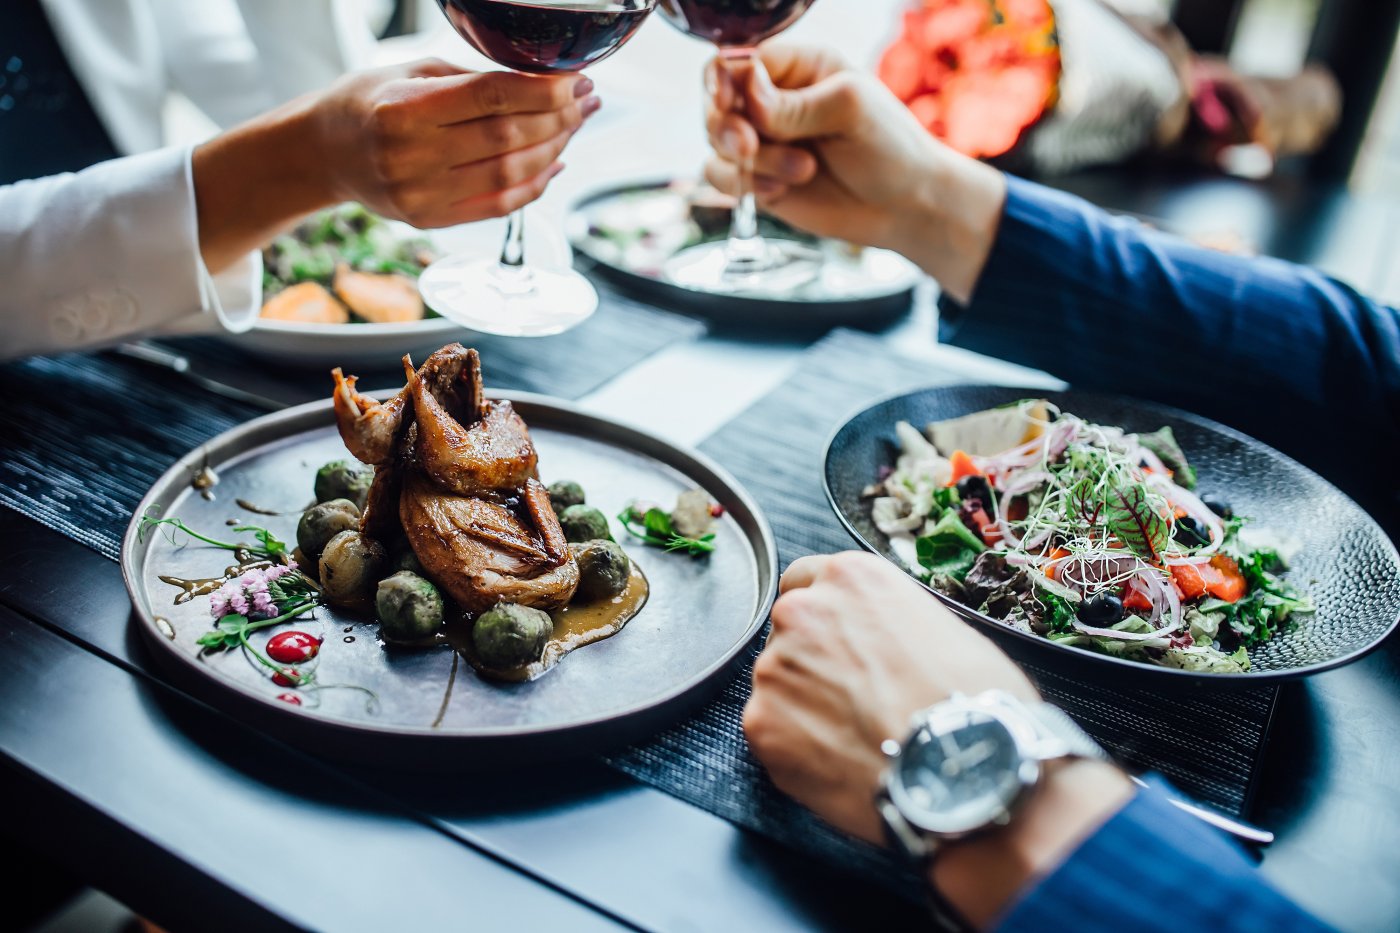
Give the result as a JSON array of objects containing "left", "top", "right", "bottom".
[{"left": 745, "top": 60, "right": 860, "bottom": 142}]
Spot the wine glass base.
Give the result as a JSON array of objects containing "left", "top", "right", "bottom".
[
  {"left": 419, "top": 255, "right": 599, "bottom": 338},
  {"left": 663, "top": 239, "right": 822, "bottom": 295}
]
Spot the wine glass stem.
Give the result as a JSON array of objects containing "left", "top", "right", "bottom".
[
  {"left": 721, "top": 49, "right": 769, "bottom": 269},
  {"left": 493, "top": 207, "right": 535, "bottom": 296}
]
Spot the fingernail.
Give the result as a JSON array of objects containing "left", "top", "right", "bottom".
[
  {"left": 721, "top": 128, "right": 742, "bottom": 158},
  {"left": 780, "top": 150, "right": 808, "bottom": 179},
  {"left": 573, "top": 76, "right": 594, "bottom": 98},
  {"left": 703, "top": 63, "right": 718, "bottom": 96},
  {"left": 755, "top": 177, "right": 784, "bottom": 196},
  {"left": 580, "top": 95, "right": 602, "bottom": 118},
  {"left": 547, "top": 162, "right": 565, "bottom": 180}
]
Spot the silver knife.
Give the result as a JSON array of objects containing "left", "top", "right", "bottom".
[
  {"left": 1130, "top": 775, "right": 1275, "bottom": 847},
  {"left": 114, "top": 342, "right": 290, "bottom": 412}
]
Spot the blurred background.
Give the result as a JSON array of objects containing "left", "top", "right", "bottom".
[
  {"left": 7, "top": 0, "right": 1400, "bottom": 929},
  {"left": 146, "top": 0, "right": 1400, "bottom": 301}
]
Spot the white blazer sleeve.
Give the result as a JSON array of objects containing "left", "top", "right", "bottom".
[{"left": 0, "top": 146, "right": 260, "bottom": 361}]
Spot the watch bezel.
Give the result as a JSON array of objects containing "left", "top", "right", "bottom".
[{"left": 882, "top": 692, "right": 1044, "bottom": 839}]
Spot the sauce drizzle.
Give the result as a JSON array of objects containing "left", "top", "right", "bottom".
[{"left": 450, "top": 563, "right": 650, "bottom": 683}]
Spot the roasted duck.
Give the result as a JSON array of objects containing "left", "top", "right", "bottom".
[{"left": 331, "top": 345, "right": 578, "bottom": 614}]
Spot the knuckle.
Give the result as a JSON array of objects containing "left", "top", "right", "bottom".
[
  {"left": 477, "top": 76, "right": 512, "bottom": 115},
  {"left": 822, "top": 551, "right": 882, "bottom": 590},
  {"left": 370, "top": 97, "right": 410, "bottom": 138},
  {"left": 483, "top": 189, "right": 518, "bottom": 218},
  {"left": 771, "top": 589, "right": 816, "bottom": 631},
  {"left": 829, "top": 73, "right": 863, "bottom": 111},
  {"left": 485, "top": 117, "right": 522, "bottom": 152},
  {"left": 370, "top": 143, "right": 408, "bottom": 185},
  {"left": 491, "top": 152, "right": 527, "bottom": 189},
  {"left": 385, "top": 182, "right": 422, "bottom": 218}
]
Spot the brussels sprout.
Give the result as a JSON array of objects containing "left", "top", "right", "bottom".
[
  {"left": 314, "top": 460, "right": 373, "bottom": 510},
  {"left": 296, "top": 499, "right": 360, "bottom": 560},
  {"left": 559, "top": 505, "right": 611, "bottom": 543},
  {"left": 376, "top": 571, "right": 445, "bottom": 642},
  {"left": 473, "top": 603, "right": 554, "bottom": 669},
  {"left": 547, "top": 480, "right": 586, "bottom": 516},
  {"left": 573, "top": 540, "right": 632, "bottom": 601},
  {"left": 318, "top": 530, "right": 387, "bottom": 606}
]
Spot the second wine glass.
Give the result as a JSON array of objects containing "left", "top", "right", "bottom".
[
  {"left": 657, "top": 0, "right": 821, "bottom": 294},
  {"left": 421, "top": 0, "right": 656, "bottom": 337}
]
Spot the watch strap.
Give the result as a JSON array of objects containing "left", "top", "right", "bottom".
[{"left": 1023, "top": 700, "right": 1107, "bottom": 762}]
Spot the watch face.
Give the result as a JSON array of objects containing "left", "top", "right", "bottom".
[{"left": 890, "top": 708, "right": 1029, "bottom": 835}]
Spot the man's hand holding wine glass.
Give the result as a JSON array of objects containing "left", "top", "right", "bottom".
[{"left": 700, "top": 43, "right": 1008, "bottom": 305}]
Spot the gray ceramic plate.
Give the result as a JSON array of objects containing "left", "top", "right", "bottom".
[
  {"left": 567, "top": 178, "right": 921, "bottom": 332},
  {"left": 824, "top": 385, "right": 1400, "bottom": 690},
  {"left": 122, "top": 390, "right": 777, "bottom": 765}
]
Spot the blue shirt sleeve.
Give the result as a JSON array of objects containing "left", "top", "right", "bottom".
[
  {"left": 993, "top": 782, "right": 1334, "bottom": 933},
  {"left": 939, "top": 176, "right": 1400, "bottom": 518}
]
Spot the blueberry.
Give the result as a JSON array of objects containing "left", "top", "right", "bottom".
[
  {"left": 1077, "top": 593, "right": 1125, "bottom": 626},
  {"left": 956, "top": 475, "right": 992, "bottom": 509}
]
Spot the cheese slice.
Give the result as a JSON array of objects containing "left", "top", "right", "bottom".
[{"left": 926, "top": 399, "right": 1049, "bottom": 457}]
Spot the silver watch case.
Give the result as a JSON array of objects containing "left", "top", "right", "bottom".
[{"left": 876, "top": 690, "right": 1090, "bottom": 860}]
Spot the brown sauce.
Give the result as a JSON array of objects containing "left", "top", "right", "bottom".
[
  {"left": 449, "top": 563, "right": 650, "bottom": 683},
  {"left": 235, "top": 498, "right": 313, "bottom": 516},
  {"left": 158, "top": 556, "right": 271, "bottom": 605}
]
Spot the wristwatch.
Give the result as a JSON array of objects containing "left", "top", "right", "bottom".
[{"left": 875, "top": 690, "right": 1106, "bottom": 862}]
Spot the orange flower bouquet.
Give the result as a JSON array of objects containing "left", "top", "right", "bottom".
[{"left": 878, "top": 0, "right": 1061, "bottom": 160}]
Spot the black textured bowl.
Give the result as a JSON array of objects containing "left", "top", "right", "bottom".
[{"left": 823, "top": 386, "right": 1400, "bottom": 690}]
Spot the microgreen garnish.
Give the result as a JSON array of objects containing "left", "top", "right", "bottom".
[
  {"left": 139, "top": 510, "right": 290, "bottom": 560},
  {"left": 617, "top": 504, "right": 716, "bottom": 557},
  {"left": 196, "top": 563, "right": 321, "bottom": 686}
]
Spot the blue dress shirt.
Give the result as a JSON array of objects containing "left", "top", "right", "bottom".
[
  {"left": 941, "top": 176, "right": 1400, "bottom": 533},
  {"left": 939, "top": 177, "right": 1377, "bottom": 930},
  {"left": 996, "top": 782, "right": 1332, "bottom": 932}
]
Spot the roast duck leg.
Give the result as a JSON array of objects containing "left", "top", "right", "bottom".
[{"left": 332, "top": 345, "right": 578, "bottom": 614}]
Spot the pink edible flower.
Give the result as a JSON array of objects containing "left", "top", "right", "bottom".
[{"left": 209, "top": 562, "right": 301, "bottom": 620}]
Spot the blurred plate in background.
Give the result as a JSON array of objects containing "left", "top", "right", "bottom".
[
  {"left": 219, "top": 214, "right": 575, "bottom": 368},
  {"left": 568, "top": 178, "right": 922, "bottom": 332}
]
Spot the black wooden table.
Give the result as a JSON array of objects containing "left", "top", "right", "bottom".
[
  {"left": 4, "top": 167, "right": 1400, "bottom": 932},
  {"left": 3, "top": 483, "right": 1399, "bottom": 931}
]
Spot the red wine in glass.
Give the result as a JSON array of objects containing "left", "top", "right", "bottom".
[
  {"left": 657, "top": 0, "right": 822, "bottom": 294},
  {"left": 440, "top": 0, "right": 652, "bottom": 73},
  {"left": 422, "top": 0, "right": 657, "bottom": 337},
  {"left": 656, "top": 0, "right": 816, "bottom": 48}
]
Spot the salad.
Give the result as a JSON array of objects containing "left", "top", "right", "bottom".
[
  {"left": 866, "top": 400, "right": 1313, "bottom": 673},
  {"left": 259, "top": 203, "right": 438, "bottom": 326}
]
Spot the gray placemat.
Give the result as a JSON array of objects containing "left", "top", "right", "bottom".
[
  {"left": 604, "top": 328, "right": 1276, "bottom": 890},
  {"left": 0, "top": 291, "right": 703, "bottom": 560}
]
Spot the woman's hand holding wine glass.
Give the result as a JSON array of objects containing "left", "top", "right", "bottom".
[
  {"left": 699, "top": 43, "right": 1009, "bottom": 305},
  {"left": 313, "top": 59, "right": 599, "bottom": 230},
  {"left": 418, "top": 0, "right": 658, "bottom": 337},
  {"left": 194, "top": 57, "right": 597, "bottom": 274}
]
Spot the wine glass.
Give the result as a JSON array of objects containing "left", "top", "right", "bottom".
[
  {"left": 420, "top": 0, "right": 657, "bottom": 337},
  {"left": 657, "top": 0, "right": 821, "bottom": 294}
]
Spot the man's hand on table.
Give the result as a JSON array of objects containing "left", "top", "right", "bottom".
[
  {"left": 744, "top": 553, "right": 1132, "bottom": 928},
  {"left": 702, "top": 42, "right": 1006, "bottom": 305},
  {"left": 193, "top": 59, "right": 600, "bottom": 273}
]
